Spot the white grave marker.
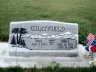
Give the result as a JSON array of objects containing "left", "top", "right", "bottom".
[{"left": 9, "top": 20, "right": 78, "bottom": 57}]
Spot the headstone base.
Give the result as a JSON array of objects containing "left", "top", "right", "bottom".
[
  {"left": 4, "top": 47, "right": 92, "bottom": 68},
  {"left": 9, "top": 50, "right": 78, "bottom": 57},
  {"left": 4, "top": 56, "right": 87, "bottom": 68}
]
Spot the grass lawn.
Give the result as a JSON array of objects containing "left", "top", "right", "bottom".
[
  {"left": 0, "top": 66, "right": 96, "bottom": 72},
  {"left": 0, "top": 0, "right": 96, "bottom": 43}
]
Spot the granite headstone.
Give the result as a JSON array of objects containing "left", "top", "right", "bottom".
[{"left": 9, "top": 20, "right": 78, "bottom": 57}]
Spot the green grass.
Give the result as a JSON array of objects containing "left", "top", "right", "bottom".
[
  {"left": 0, "top": 66, "right": 96, "bottom": 72},
  {"left": 0, "top": 0, "right": 96, "bottom": 44}
]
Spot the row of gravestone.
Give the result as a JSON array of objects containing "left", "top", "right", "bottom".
[{"left": 9, "top": 20, "right": 78, "bottom": 57}]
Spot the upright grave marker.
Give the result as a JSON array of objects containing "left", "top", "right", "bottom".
[{"left": 9, "top": 20, "right": 78, "bottom": 57}]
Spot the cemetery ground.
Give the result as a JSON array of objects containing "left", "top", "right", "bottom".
[
  {"left": 0, "top": 0, "right": 96, "bottom": 44},
  {"left": 0, "top": 0, "right": 96, "bottom": 71}
]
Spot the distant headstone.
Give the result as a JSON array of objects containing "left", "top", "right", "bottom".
[{"left": 9, "top": 20, "right": 78, "bottom": 57}]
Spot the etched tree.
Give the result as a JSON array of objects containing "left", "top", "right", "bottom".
[
  {"left": 11, "top": 28, "right": 19, "bottom": 44},
  {"left": 11, "top": 28, "right": 28, "bottom": 45},
  {"left": 18, "top": 28, "right": 28, "bottom": 44},
  {"left": 10, "top": 35, "right": 16, "bottom": 46},
  {"left": 22, "top": 40, "right": 26, "bottom": 47}
]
